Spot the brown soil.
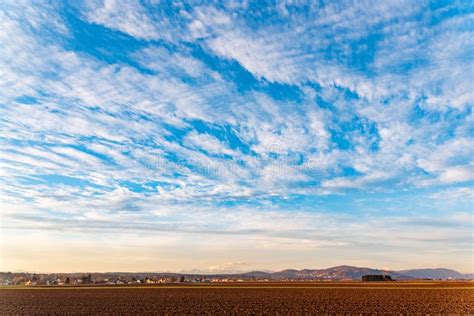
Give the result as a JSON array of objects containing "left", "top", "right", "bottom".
[{"left": 0, "top": 282, "right": 472, "bottom": 314}]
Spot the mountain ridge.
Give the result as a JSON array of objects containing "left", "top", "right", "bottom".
[
  {"left": 227, "top": 265, "right": 472, "bottom": 280},
  {"left": 2, "top": 265, "right": 471, "bottom": 281}
]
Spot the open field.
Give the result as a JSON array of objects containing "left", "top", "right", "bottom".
[{"left": 1, "top": 282, "right": 473, "bottom": 314}]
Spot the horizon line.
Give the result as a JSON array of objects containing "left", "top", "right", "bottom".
[{"left": 3, "top": 265, "right": 473, "bottom": 275}]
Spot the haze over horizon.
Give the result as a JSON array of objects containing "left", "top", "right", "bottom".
[
  {"left": 1, "top": 1, "right": 473, "bottom": 274},
  {"left": 6, "top": 264, "right": 473, "bottom": 276}
]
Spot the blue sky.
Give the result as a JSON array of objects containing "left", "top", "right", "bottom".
[{"left": 0, "top": 0, "right": 473, "bottom": 273}]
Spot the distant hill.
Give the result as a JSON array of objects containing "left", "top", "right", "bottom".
[
  {"left": 398, "top": 268, "right": 472, "bottom": 280},
  {"left": 239, "top": 265, "right": 472, "bottom": 280},
  {"left": 242, "top": 265, "right": 412, "bottom": 281}
]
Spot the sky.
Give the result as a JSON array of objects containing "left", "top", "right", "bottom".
[{"left": 0, "top": 0, "right": 473, "bottom": 274}]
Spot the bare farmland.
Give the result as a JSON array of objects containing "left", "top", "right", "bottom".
[{"left": 0, "top": 282, "right": 472, "bottom": 314}]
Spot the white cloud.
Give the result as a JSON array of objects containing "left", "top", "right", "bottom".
[
  {"left": 439, "top": 166, "right": 474, "bottom": 184},
  {"left": 184, "top": 131, "right": 234, "bottom": 156},
  {"left": 430, "top": 187, "right": 474, "bottom": 201},
  {"left": 133, "top": 46, "right": 206, "bottom": 78},
  {"left": 84, "top": 0, "right": 169, "bottom": 41}
]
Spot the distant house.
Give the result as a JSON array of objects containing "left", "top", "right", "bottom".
[
  {"left": 362, "top": 275, "right": 393, "bottom": 281},
  {"left": 146, "top": 278, "right": 154, "bottom": 284}
]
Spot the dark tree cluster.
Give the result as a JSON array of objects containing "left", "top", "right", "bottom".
[
  {"left": 361, "top": 275, "right": 393, "bottom": 281},
  {"left": 81, "top": 274, "right": 93, "bottom": 284}
]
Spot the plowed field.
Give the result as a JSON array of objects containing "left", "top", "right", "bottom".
[{"left": 1, "top": 282, "right": 472, "bottom": 314}]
